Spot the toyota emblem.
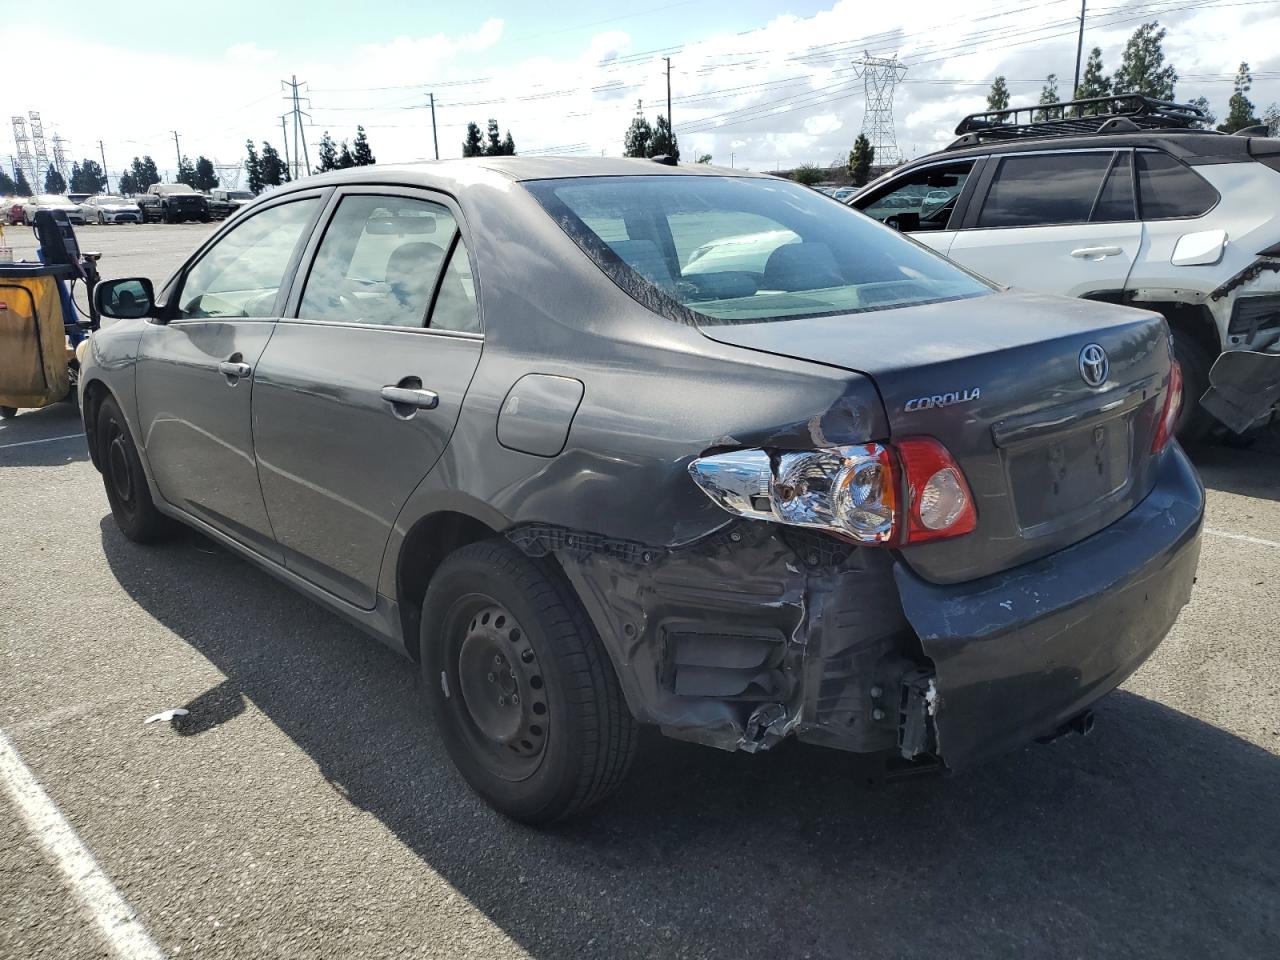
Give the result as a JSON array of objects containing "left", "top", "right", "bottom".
[{"left": 1078, "top": 343, "right": 1109, "bottom": 388}]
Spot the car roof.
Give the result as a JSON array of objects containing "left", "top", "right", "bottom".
[
  {"left": 267, "top": 156, "right": 770, "bottom": 197},
  {"left": 906, "top": 129, "right": 1258, "bottom": 170}
]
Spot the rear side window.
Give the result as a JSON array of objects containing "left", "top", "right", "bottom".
[
  {"left": 1136, "top": 152, "right": 1218, "bottom": 219},
  {"left": 977, "top": 153, "right": 1114, "bottom": 227}
]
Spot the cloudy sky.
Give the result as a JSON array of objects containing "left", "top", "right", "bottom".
[{"left": 6, "top": 0, "right": 1279, "bottom": 186}]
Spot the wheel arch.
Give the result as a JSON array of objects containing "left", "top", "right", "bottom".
[
  {"left": 1140, "top": 300, "right": 1222, "bottom": 358},
  {"left": 80, "top": 377, "right": 112, "bottom": 471}
]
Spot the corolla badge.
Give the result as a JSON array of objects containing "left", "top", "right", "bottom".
[
  {"left": 1078, "top": 343, "right": 1109, "bottom": 388},
  {"left": 904, "top": 388, "right": 981, "bottom": 412}
]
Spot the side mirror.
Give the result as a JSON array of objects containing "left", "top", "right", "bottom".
[{"left": 94, "top": 277, "right": 155, "bottom": 320}]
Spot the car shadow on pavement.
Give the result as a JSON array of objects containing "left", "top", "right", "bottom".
[
  {"left": 0, "top": 404, "right": 89, "bottom": 468},
  {"left": 100, "top": 519, "right": 1280, "bottom": 959},
  {"left": 1190, "top": 439, "right": 1280, "bottom": 503}
]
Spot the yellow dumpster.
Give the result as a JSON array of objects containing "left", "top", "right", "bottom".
[{"left": 0, "top": 264, "right": 75, "bottom": 416}]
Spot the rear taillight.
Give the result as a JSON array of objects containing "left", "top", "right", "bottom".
[
  {"left": 1151, "top": 360, "right": 1183, "bottom": 453},
  {"left": 688, "top": 437, "right": 975, "bottom": 547},
  {"left": 895, "top": 437, "right": 978, "bottom": 543}
]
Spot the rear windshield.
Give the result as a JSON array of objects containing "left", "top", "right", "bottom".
[{"left": 524, "top": 175, "right": 991, "bottom": 325}]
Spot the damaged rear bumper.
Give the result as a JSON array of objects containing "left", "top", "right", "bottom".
[{"left": 893, "top": 445, "right": 1203, "bottom": 771}]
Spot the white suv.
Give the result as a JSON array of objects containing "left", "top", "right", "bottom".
[{"left": 851, "top": 96, "right": 1280, "bottom": 438}]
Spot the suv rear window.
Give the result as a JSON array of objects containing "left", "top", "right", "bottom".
[
  {"left": 1136, "top": 152, "right": 1218, "bottom": 219},
  {"left": 977, "top": 153, "right": 1114, "bottom": 227},
  {"left": 525, "top": 175, "right": 991, "bottom": 325}
]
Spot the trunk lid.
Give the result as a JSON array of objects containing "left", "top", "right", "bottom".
[{"left": 699, "top": 291, "right": 1173, "bottom": 583}]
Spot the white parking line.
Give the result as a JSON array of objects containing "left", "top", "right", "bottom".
[
  {"left": 1205, "top": 527, "right": 1280, "bottom": 550},
  {"left": 0, "top": 433, "right": 85, "bottom": 450},
  {"left": 0, "top": 728, "right": 165, "bottom": 960}
]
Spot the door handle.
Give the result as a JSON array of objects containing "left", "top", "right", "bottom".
[
  {"left": 380, "top": 385, "right": 439, "bottom": 411},
  {"left": 1070, "top": 245, "right": 1124, "bottom": 260},
  {"left": 218, "top": 360, "right": 252, "bottom": 379}
]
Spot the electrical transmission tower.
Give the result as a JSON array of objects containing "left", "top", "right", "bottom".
[
  {"left": 213, "top": 161, "right": 242, "bottom": 189},
  {"left": 282, "top": 76, "right": 312, "bottom": 179},
  {"left": 11, "top": 117, "right": 33, "bottom": 185},
  {"left": 852, "top": 52, "right": 907, "bottom": 168},
  {"left": 28, "top": 112, "right": 50, "bottom": 188},
  {"left": 52, "top": 135, "right": 70, "bottom": 177}
]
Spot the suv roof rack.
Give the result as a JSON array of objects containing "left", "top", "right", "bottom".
[{"left": 948, "top": 94, "right": 1210, "bottom": 148}]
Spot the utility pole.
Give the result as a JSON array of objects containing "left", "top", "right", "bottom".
[
  {"left": 280, "top": 114, "right": 292, "bottom": 180},
  {"left": 171, "top": 131, "right": 181, "bottom": 181},
  {"left": 429, "top": 92, "right": 439, "bottom": 160},
  {"left": 99, "top": 140, "right": 110, "bottom": 193},
  {"left": 730, "top": 151, "right": 735, "bottom": 169},
  {"left": 664, "top": 56, "right": 672, "bottom": 131},
  {"left": 1072, "top": 0, "right": 1087, "bottom": 97}
]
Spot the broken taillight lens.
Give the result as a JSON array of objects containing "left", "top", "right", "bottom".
[
  {"left": 688, "top": 438, "right": 975, "bottom": 546},
  {"left": 1151, "top": 360, "right": 1183, "bottom": 453}
]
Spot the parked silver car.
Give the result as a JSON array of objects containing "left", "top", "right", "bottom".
[
  {"left": 23, "top": 193, "right": 86, "bottom": 225},
  {"left": 81, "top": 158, "right": 1202, "bottom": 823},
  {"left": 80, "top": 194, "right": 142, "bottom": 224}
]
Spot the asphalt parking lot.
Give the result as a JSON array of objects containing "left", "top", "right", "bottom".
[{"left": 2, "top": 222, "right": 1279, "bottom": 959}]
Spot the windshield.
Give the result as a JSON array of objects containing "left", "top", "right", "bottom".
[
  {"left": 525, "top": 175, "right": 990, "bottom": 325},
  {"left": 228, "top": 191, "right": 253, "bottom": 200}
]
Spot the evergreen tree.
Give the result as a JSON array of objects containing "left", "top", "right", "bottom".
[
  {"left": 1111, "top": 22, "right": 1177, "bottom": 100},
  {"left": 117, "top": 171, "right": 137, "bottom": 195},
  {"left": 194, "top": 156, "right": 218, "bottom": 192},
  {"left": 45, "top": 167, "right": 67, "bottom": 194},
  {"left": 484, "top": 119, "right": 503, "bottom": 156},
  {"left": 259, "top": 142, "right": 287, "bottom": 186},
  {"left": 244, "top": 140, "right": 264, "bottom": 195},
  {"left": 1035, "top": 73, "right": 1060, "bottom": 121},
  {"left": 1074, "top": 47, "right": 1111, "bottom": 100},
  {"left": 623, "top": 114, "right": 653, "bottom": 157},
  {"left": 462, "top": 122, "right": 485, "bottom": 157},
  {"left": 176, "top": 156, "right": 198, "bottom": 187},
  {"left": 790, "top": 163, "right": 823, "bottom": 187},
  {"left": 72, "top": 159, "right": 107, "bottom": 193},
  {"left": 648, "top": 114, "right": 680, "bottom": 159},
  {"left": 336, "top": 141, "right": 356, "bottom": 169},
  {"left": 131, "top": 156, "right": 160, "bottom": 191},
  {"left": 317, "top": 132, "right": 338, "bottom": 172},
  {"left": 500, "top": 131, "right": 516, "bottom": 156},
  {"left": 1266, "top": 102, "right": 1280, "bottom": 137},
  {"left": 1217, "top": 63, "right": 1260, "bottom": 133},
  {"left": 986, "top": 76, "right": 1010, "bottom": 112},
  {"left": 0, "top": 169, "right": 16, "bottom": 195},
  {"left": 696, "top": 153, "right": 712, "bottom": 164},
  {"left": 14, "top": 167, "right": 32, "bottom": 197},
  {"left": 352, "top": 126, "right": 375, "bottom": 166},
  {"left": 847, "top": 133, "right": 875, "bottom": 186},
  {"left": 1187, "top": 95, "right": 1217, "bottom": 128}
]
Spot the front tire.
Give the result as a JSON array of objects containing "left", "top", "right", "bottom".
[
  {"left": 421, "top": 539, "right": 637, "bottom": 824},
  {"left": 96, "top": 395, "right": 172, "bottom": 543}
]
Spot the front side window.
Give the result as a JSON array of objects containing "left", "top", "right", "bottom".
[
  {"left": 176, "top": 199, "right": 319, "bottom": 319},
  {"left": 299, "top": 194, "right": 470, "bottom": 328},
  {"left": 977, "top": 152, "right": 1115, "bottom": 228},
  {"left": 856, "top": 161, "right": 974, "bottom": 233},
  {"left": 526, "top": 175, "right": 991, "bottom": 325},
  {"left": 1137, "top": 152, "right": 1219, "bottom": 219}
]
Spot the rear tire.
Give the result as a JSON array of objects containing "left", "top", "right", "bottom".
[
  {"left": 421, "top": 539, "right": 637, "bottom": 824},
  {"left": 1171, "top": 332, "right": 1214, "bottom": 443},
  {"left": 0, "top": 406, "right": 16, "bottom": 419},
  {"left": 96, "top": 395, "right": 172, "bottom": 543}
]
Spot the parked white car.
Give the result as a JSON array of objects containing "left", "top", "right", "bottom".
[
  {"left": 80, "top": 195, "right": 142, "bottom": 224},
  {"left": 851, "top": 95, "right": 1280, "bottom": 437},
  {"left": 22, "top": 194, "right": 86, "bottom": 226}
]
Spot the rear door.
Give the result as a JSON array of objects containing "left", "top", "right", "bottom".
[
  {"left": 851, "top": 158, "right": 981, "bottom": 257},
  {"left": 135, "top": 192, "right": 325, "bottom": 559},
  {"left": 250, "top": 187, "right": 484, "bottom": 609},
  {"left": 947, "top": 149, "right": 1142, "bottom": 298}
]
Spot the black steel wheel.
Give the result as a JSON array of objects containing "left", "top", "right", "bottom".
[
  {"left": 422, "top": 539, "right": 637, "bottom": 823},
  {"left": 96, "top": 395, "right": 172, "bottom": 543}
]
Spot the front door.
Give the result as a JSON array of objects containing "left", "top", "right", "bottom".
[
  {"left": 251, "top": 190, "right": 484, "bottom": 608},
  {"left": 947, "top": 150, "right": 1142, "bottom": 298},
  {"left": 135, "top": 195, "right": 324, "bottom": 558},
  {"left": 853, "top": 158, "right": 979, "bottom": 257}
]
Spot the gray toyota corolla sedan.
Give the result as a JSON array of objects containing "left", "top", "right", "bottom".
[{"left": 82, "top": 157, "right": 1203, "bottom": 823}]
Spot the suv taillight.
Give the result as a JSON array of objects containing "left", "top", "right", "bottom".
[
  {"left": 1151, "top": 360, "right": 1183, "bottom": 453},
  {"left": 687, "top": 437, "right": 976, "bottom": 547}
]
